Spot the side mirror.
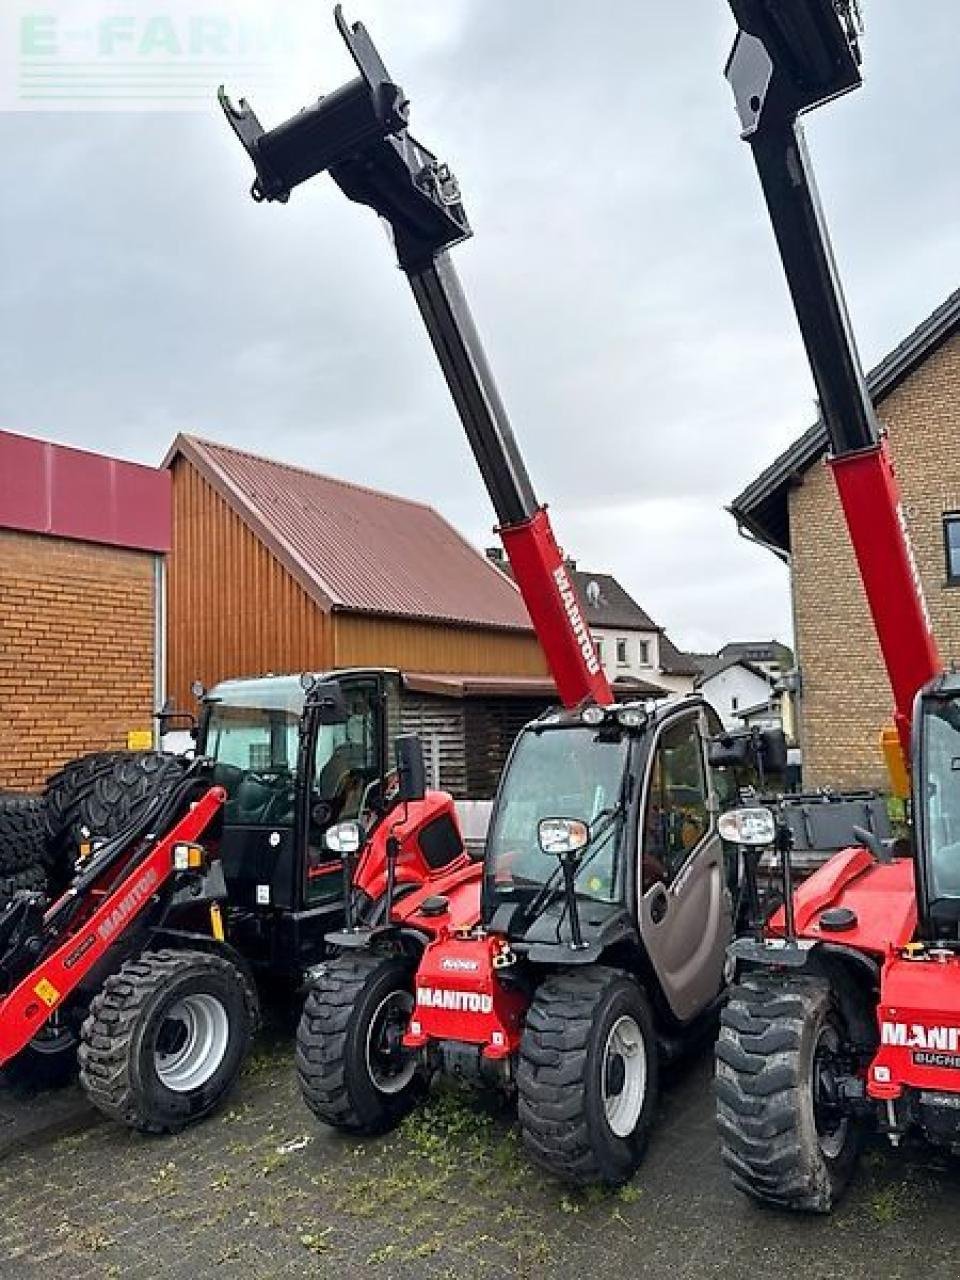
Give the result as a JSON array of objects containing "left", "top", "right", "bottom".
[
  {"left": 538, "top": 817, "right": 589, "bottom": 859},
  {"left": 718, "top": 807, "right": 776, "bottom": 848},
  {"left": 155, "top": 697, "right": 197, "bottom": 735},
  {"left": 308, "top": 680, "right": 349, "bottom": 725},
  {"left": 325, "top": 820, "right": 363, "bottom": 856},
  {"left": 759, "top": 728, "right": 787, "bottom": 774},
  {"left": 395, "top": 734, "right": 426, "bottom": 803}
]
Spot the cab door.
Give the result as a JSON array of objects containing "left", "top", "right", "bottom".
[
  {"left": 302, "top": 675, "right": 385, "bottom": 908},
  {"left": 637, "top": 707, "right": 732, "bottom": 1023}
]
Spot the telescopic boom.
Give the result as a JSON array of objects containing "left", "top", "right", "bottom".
[
  {"left": 725, "top": 0, "right": 940, "bottom": 773},
  {"left": 220, "top": 6, "right": 611, "bottom": 710}
]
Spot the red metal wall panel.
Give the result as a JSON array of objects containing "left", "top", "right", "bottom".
[{"left": 0, "top": 430, "right": 170, "bottom": 553}]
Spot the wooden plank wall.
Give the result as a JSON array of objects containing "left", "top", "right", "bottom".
[
  {"left": 167, "top": 459, "right": 332, "bottom": 709},
  {"left": 333, "top": 613, "right": 547, "bottom": 677}
]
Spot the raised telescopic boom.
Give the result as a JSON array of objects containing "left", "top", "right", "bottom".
[
  {"left": 219, "top": 6, "right": 611, "bottom": 710},
  {"left": 725, "top": 0, "right": 941, "bottom": 778}
]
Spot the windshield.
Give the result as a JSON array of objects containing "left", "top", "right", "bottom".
[
  {"left": 485, "top": 726, "right": 630, "bottom": 906},
  {"left": 205, "top": 694, "right": 302, "bottom": 827},
  {"left": 921, "top": 700, "right": 960, "bottom": 901}
]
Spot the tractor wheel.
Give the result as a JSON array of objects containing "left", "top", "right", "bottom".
[
  {"left": 0, "top": 792, "right": 48, "bottom": 875},
  {"left": 78, "top": 949, "right": 258, "bottom": 1134},
  {"left": 43, "top": 752, "right": 128, "bottom": 857},
  {"left": 76, "top": 752, "right": 188, "bottom": 842},
  {"left": 296, "top": 953, "right": 425, "bottom": 1135},
  {"left": 517, "top": 966, "right": 658, "bottom": 1185},
  {"left": 715, "top": 973, "right": 862, "bottom": 1212}
]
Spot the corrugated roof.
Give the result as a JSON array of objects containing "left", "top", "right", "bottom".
[
  {"left": 165, "top": 435, "right": 533, "bottom": 632},
  {"left": 730, "top": 286, "right": 960, "bottom": 552}
]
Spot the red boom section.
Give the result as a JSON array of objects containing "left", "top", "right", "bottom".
[
  {"left": 829, "top": 440, "right": 941, "bottom": 754},
  {"left": 499, "top": 507, "right": 612, "bottom": 709},
  {"left": 0, "top": 786, "right": 225, "bottom": 1066}
]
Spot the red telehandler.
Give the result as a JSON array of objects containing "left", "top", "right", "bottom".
[
  {"left": 221, "top": 7, "right": 775, "bottom": 1184},
  {"left": 714, "top": 0, "right": 960, "bottom": 1212}
]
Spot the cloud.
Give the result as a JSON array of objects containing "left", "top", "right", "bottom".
[{"left": 1, "top": 0, "right": 957, "bottom": 651}]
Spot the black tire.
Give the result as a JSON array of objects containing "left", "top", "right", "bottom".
[
  {"left": 296, "top": 953, "right": 425, "bottom": 1135},
  {"left": 517, "top": 966, "right": 659, "bottom": 1185},
  {"left": 0, "top": 792, "right": 47, "bottom": 875},
  {"left": 715, "top": 973, "right": 862, "bottom": 1213},
  {"left": 78, "top": 949, "right": 258, "bottom": 1134},
  {"left": 76, "top": 752, "right": 188, "bottom": 841},
  {"left": 43, "top": 751, "right": 129, "bottom": 853},
  {"left": 0, "top": 863, "right": 47, "bottom": 906}
]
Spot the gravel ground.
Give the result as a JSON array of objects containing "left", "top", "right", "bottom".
[{"left": 1, "top": 1026, "right": 959, "bottom": 1280}]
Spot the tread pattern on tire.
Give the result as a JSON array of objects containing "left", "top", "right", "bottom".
[
  {"left": 296, "top": 953, "right": 412, "bottom": 1134},
  {"left": 716, "top": 973, "right": 842, "bottom": 1213},
  {"left": 78, "top": 948, "right": 257, "bottom": 1134},
  {"left": 43, "top": 752, "right": 129, "bottom": 851},
  {"left": 0, "top": 792, "right": 48, "bottom": 875},
  {"left": 517, "top": 965, "right": 639, "bottom": 1184},
  {"left": 0, "top": 862, "right": 47, "bottom": 906},
  {"left": 77, "top": 752, "right": 188, "bottom": 840}
]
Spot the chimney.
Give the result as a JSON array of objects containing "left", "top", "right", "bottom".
[
  {"left": 485, "top": 546, "right": 506, "bottom": 564},
  {"left": 564, "top": 556, "right": 577, "bottom": 571}
]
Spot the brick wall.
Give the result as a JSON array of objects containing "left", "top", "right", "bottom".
[
  {"left": 790, "top": 331, "right": 960, "bottom": 789},
  {"left": 0, "top": 530, "right": 157, "bottom": 790}
]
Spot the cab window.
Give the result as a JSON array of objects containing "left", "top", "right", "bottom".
[
  {"left": 642, "top": 717, "right": 709, "bottom": 889},
  {"left": 310, "top": 683, "right": 381, "bottom": 836}
]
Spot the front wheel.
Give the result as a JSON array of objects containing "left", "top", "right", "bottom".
[
  {"left": 715, "top": 973, "right": 863, "bottom": 1212},
  {"left": 296, "top": 953, "right": 425, "bottom": 1135},
  {"left": 517, "top": 967, "right": 659, "bottom": 1185},
  {"left": 78, "top": 949, "right": 258, "bottom": 1133}
]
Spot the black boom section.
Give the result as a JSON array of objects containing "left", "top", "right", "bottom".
[{"left": 725, "top": 0, "right": 879, "bottom": 458}]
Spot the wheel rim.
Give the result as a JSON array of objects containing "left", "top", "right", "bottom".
[
  {"left": 813, "top": 1022, "right": 848, "bottom": 1160},
  {"left": 154, "top": 994, "right": 230, "bottom": 1093},
  {"left": 365, "top": 989, "right": 416, "bottom": 1095},
  {"left": 601, "top": 1014, "right": 647, "bottom": 1138}
]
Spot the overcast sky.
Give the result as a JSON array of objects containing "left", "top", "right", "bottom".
[{"left": 1, "top": 2, "right": 958, "bottom": 653}]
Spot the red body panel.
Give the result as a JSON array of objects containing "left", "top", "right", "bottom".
[
  {"left": 391, "top": 862, "right": 483, "bottom": 934},
  {"left": 500, "top": 507, "right": 612, "bottom": 709},
  {"left": 829, "top": 441, "right": 941, "bottom": 753},
  {"left": 771, "top": 849, "right": 917, "bottom": 957},
  {"left": 348, "top": 792, "right": 475, "bottom": 905},
  {"left": 869, "top": 952, "right": 960, "bottom": 1100},
  {"left": 0, "top": 787, "right": 225, "bottom": 1065},
  {"left": 403, "top": 930, "right": 527, "bottom": 1058}
]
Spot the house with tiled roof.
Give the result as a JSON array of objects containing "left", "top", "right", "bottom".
[
  {"left": 486, "top": 549, "right": 699, "bottom": 698},
  {"left": 729, "top": 286, "right": 960, "bottom": 788}
]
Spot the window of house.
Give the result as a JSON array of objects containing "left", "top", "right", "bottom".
[
  {"left": 638, "top": 640, "right": 650, "bottom": 667},
  {"left": 594, "top": 637, "right": 603, "bottom": 663},
  {"left": 945, "top": 514, "right": 960, "bottom": 583},
  {"left": 616, "top": 638, "right": 628, "bottom": 666},
  {"left": 731, "top": 696, "right": 739, "bottom": 712}
]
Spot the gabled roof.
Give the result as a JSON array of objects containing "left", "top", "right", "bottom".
[
  {"left": 730, "top": 287, "right": 960, "bottom": 552},
  {"left": 165, "top": 435, "right": 532, "bottom": 632},
  {"left": 695, "top": 656, "right": 773, "bottom": 687},
  {"left": 658, "top": 632, "right": 701, "bottom": 677},
  {"left": 568, "top": 570, "right": 659, "bottom": 630},
  {"left": 718, "top": 640, "right": 793, "bottom": 666}
]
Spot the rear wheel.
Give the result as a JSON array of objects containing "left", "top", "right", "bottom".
[
  {"left": 517, "top": 967, "right": 658, "bottom": 1185},
  {"left": 78, "top": 949, "right": 258, "bottom": 1133},
  {"left": 3, "top": 1017, "right": 80, "bottom": 1089},
  {"left": 715, "top": 973, "right": 862, "bottom": 1212},
  {"left": 296, "top": 953, "right": 425, "bottom": 1135}
]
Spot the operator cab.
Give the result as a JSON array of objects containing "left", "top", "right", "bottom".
[
  {"left": 484, "top": 696, "right": 737, "bottom": 1023},
  {"left": 195, "top": 670, "right": 398, "bottom": 966},
  {"left": 915, "top": 673, "right": 960, "bottom": 938}
]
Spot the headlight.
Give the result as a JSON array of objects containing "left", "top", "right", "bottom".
[
  {"left": 718, "top": 808, "right": 776, "bottom": 848},
  {"left": 581, "top": 705, "right": 606, "bottom": 726},
  {"left": 616, "top": 706, "right": 646, "bottom": 729},
  {"left": 325, "top": 820, "right": 363, "bottom": 856}
]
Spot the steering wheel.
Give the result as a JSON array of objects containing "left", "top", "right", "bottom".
[{"left": 359, "top": 768, "right": 400, "bottom": 830}]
